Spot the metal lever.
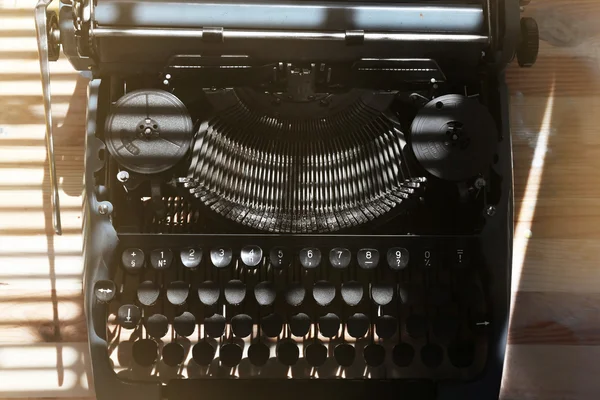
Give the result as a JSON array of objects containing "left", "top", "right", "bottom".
[{"left": 35, "top": 0, "right": 62, "bottom": 235}]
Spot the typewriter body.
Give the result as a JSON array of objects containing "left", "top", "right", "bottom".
[{"left": 36, "top": 0, "right": 538, "bottom": 399}]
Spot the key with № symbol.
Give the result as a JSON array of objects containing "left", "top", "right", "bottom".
[{"left": 151, "top": 249, "right": 173, "bottom": 270}]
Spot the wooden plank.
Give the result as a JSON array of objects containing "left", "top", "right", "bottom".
[
  {"left": 509, "top": 292, "right": 600, "bottom": 345},
  {"left": 502, "top": 345, "right": 600, "bottom": 400}
]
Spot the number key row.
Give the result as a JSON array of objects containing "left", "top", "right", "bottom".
[{"left": 120, "top": 245, "right": 457, "bottom": 273}]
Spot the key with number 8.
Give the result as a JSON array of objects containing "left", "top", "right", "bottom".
[{"left": 387, "top": 247, "right": 410, "bottom": 270}]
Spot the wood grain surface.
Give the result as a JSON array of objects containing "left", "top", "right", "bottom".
[{"left": 1, "top": 0, "right": 599, "bottom": 399}]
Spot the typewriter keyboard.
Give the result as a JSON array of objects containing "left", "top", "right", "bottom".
[{"left": 99, "top": 235, "right": 489, "bottom": 382}]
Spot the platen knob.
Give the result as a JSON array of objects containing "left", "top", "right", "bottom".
[{"left": 517, "top": 17, "right": 540, "bottom": 68}]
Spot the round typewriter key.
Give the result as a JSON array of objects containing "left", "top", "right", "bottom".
[
  {"left": 137, "top": 281, "right": 160, "bottom": 306},
  {"left": 285, "top": 283, "right": 306, "bottom": 306},
  {"left": 145, "top": 313, "right": 169, "bottom": 339},
  {"left": 224, "top": 280, "right": 246, "bottom": 305},
  {"left": 231, "top": 314, "right": 253, "bottom": 338},
  {"left": 406, "top": 314, "right": 428, "bottom": 338},
  {"left": 192, "top": 341, "right": 215, "bottom": 366},
  {"left": 269, "top": 247, "right": 291, "bottom": 268},
  {"left": 122, "top": 248, "right": 144, "bottom": 273},
  {"left": 329, "top": 248, "right": 351, "bottom": 269},
  {"left": 117, "top": 304, "right": 141, "bottom": 330},
  {"left": 277, "top": 340, "right": 300, "bottom": 366},
  {"left": 305, "top": 342, "right": 327, "bottom": 367},
  {"left": 398, "top": 284, "right": 424, "bottom": 306},
  {"left": 162, "top": 342, "right": 185, "bottom": 367},
  {"left": 347, "top": 313, "right": 369, "bottom": 338},
  {"left": 166, "top": 281, "right": 189, "bottom": 306},
  {"left": 375, "top": 315, "right": 398, "bottom": 339},
  {"left": 254, "top": 281, "right": 276, "bottom": 306},
  {"left": 173, "top": 311, "right": 196, "bottom": 337},
  {"left": 150, "top": 249, "right": 173, "bottom": 270},
  {"left": 421, "top": 344, "right": 443, "bottom": 368},
  {"left": 341, "top": 281, "right": 364, "bottom": 306},
  {"left": 357, "top": 248, "right": 379, "bottom": 269},
  {"left": 220, "top": 343, "right": 243, "bottom": 368},
  {"left": 448, "top": 340, "right": 475, "bottom": 368},
  {"left": 289, "top": 313, "right": 311, "bottom": 337},
  {"left": 318, "top": 312, "right": 340, "bottom": 338},
  {"left": 210, "top": 247, "right": 233, "bottom": 268},
  {"left": 313, "top": 281, "right": 336, "bottom": 306},
  {"left": 94, "top": 280, "right": 116, "bottom": 303},
  {"left": 241, "top": 245, "right": 263, "bottom": 268},
  {"left": 248, "top": 342, "right": 270, "bottom": 367},
  {"left": 393, "top": 343, "right": 415, "bottom": 367},
  {"left": 387, "top": 247, "right": 409, "bottom": 270},
  {"left": 198, "top": 281, "right": 220, "bottom": 306},
  {"left": 261, "top": 313, "right": 283, "bottom": 338},
  {"left": 180, "top": 247, "right": 202, "bottom": 269},
  {"left": 205, "top": 314, "right": 226, "bottom": 338},
  {"left": 132, "top": 339, "right": 158, "bottom": 367},
  {"left": 364, "top": 343, "right": 386, "bottom": 367},
  {"left": 371, "top": 283, "right": 394, "bottom": 306},
  {"left": 299, "top": 248, "right": 321, "bottom": 268},
  {"left": 433, "top": 314, "right": 459, "bottom": 340},
  {"left": 334, "top": 343, "right": 355, "bottom": 367}
]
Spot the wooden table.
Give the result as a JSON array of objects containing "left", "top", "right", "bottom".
[{"left": 1, "top": 1, "right": 599, "bottom": 399}]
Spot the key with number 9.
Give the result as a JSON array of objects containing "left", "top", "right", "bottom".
[{"left": 387, "top": 247, "right": 410, "bottom": 270}]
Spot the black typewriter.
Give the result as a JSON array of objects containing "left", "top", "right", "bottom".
[{"left": 35, "top": 0, "right": 539, "bottom": 399}]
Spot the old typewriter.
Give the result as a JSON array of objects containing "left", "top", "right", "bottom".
[{"left": 35, "top": 0, "right": 538, "bottom": 399}]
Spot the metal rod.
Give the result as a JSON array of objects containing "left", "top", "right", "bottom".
[
  {"left": 35, "top": 0, "right": 62, "bottom": 235},
  {"left": 93, "top": 27, "right": 489, "bottom": 43}
]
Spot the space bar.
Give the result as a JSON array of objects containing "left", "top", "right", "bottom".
[{"left": 166, "top": 379, "right": 436, "bottom": 400}]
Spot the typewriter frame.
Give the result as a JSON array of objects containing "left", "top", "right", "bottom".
[{"left": 40, "top": 0, "right": 522, "bottom": 399}]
